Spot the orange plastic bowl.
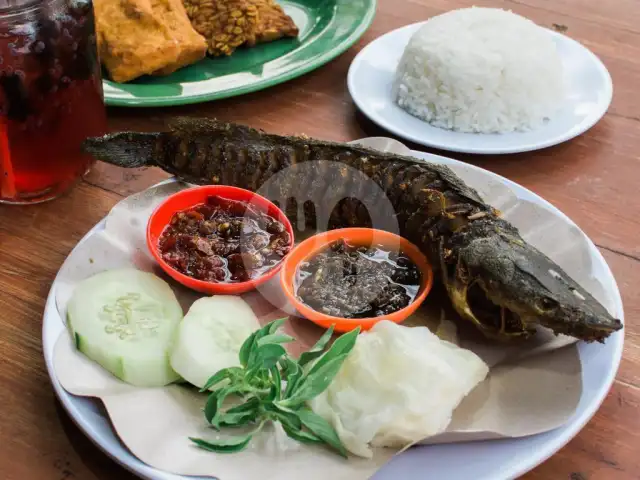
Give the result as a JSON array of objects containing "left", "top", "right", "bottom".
[
  {"left": 280, "top": 228, "right": 433, "bottom": 332},
  {"left": 147, "top": 185, "right": 294, "bottom": 295}
]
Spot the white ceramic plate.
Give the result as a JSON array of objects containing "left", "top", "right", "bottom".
[
  {"left": 43, "top": 151, "right": 624, "bottom": 480},
  {"left": 347, "top": 23, "right": 613, "bottom": 154}
]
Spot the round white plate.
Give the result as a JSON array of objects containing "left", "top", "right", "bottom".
[
  {"left": 347, "top": 22, "right": 613, "bottom": 154},
  {"left": 43, "top": 152, "right": 624, "bottom": 480}
]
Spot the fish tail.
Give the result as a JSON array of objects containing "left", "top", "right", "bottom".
[{"left": 82, "top": 132, "right": 161, "bottom": 168}]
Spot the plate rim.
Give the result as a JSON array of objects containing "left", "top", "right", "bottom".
[
  {"left": 103, "top": 0, "right": 378, "bottom": 108},
  {"left": 347, "top": 22, "right": 614, "bottom": 155},
  {"left": 42, "top": 153, "right": 624, "bottom": 479}
]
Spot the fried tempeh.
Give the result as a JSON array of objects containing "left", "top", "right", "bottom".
[
  {"left": 251, "top": 0, "right": 299, "bottom": 45},
  {"left": 183, "top": 0, "right": 260, "bottom": 56},
  {"left": 183, "top": 0, "right": 298, "bottom": 56}
]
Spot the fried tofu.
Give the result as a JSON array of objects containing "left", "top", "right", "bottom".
[
  {"left": 94, "top": 0, "right": 179, "bottom": 83},
  {"left": 94, "top": 0, "right": 206, "bottom": 83},
  {"left": 151, "top": 0, "right": 208, "bottom": 76}
]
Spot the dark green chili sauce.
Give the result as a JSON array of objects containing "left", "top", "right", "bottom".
[{"left": 295, "top": 239, "right": 421, "bottom": 318}]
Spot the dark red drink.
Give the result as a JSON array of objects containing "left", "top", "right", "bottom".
[{"left": 0, "top": 0, "right": 106, "bottom": 204}]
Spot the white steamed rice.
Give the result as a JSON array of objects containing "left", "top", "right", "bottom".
[{"left": 392, "top": 7, "right": 565, "bottom": 134}]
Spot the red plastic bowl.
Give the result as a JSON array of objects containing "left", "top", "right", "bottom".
[
  {"left": 146, "top": 185, "right": 294, "bottom": 295},
  {"left": 280, "top": 228, "right": 433, "bottom": 332}
]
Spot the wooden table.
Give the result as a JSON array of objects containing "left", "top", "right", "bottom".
[{"left": 1, "top": 0, "right": 639, "bottom": 478}]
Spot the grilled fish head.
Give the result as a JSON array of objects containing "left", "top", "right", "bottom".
[{"left": 443, "top": 217, "right": 623, "bottom": 342}]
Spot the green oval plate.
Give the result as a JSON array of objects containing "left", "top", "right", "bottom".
[{"left": 102, "top": 0, "right": 377, "bottom": 107}]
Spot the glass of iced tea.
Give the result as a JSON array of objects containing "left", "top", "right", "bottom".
[{"left": 0, "top": 0, "right": 106, "bottom": 204}]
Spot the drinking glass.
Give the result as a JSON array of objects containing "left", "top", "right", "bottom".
[{"left": 0, "top": 0, "right": 106, "bottom": 204}]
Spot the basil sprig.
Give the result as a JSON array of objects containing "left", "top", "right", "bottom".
[{"left": 189, "top": 319, "right": 359, "bottom": 457}]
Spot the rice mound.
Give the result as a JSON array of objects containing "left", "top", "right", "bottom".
[{"left": 392, "top": 7, "right": 565, "bottom": 134}]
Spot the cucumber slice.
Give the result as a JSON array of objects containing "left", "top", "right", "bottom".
[
  {"left": 66, "top": 268, "right": 183, "bottom": 387},
  {"left": 170, "top": 296, "right": 260, "bottom": 389}
]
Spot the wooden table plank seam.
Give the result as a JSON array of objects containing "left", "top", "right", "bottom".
[
  {"left": 616, "top": 378, "right": 640, "bottom": 392},
  {"left": 597, "top": 245, "right": 640, "bottom": 263},
  {"left": 504, "top": 0, "right": 640, "bottom": 35},
  {"left": 607, "top": 113, "right": 640, "bottom": 124},
  {"left": 82, "top": 177, "right": 125, "bottom": 198}
]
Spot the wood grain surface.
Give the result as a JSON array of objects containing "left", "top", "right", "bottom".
[{"left": 1, "top": 0, "right": 639, "bottom": 479}]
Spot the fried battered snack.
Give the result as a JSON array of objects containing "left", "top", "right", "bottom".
[
  {"left": 94, "top": 0, "right": 179, "bottom": 82},
  {"left": 251, "top": 0, "right": 299, "bottom": 45},
  {"left": 151, "top": 0, "right": 208, "bottom": 76},
  {"left": 183, "top": 0, "right": 259, "bottom": 56},
  {"left": 94, "top": 0, "right": 206, "bottom": 83}
]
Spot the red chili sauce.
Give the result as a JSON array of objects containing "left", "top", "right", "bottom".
[{"left": 158, "top": 195, "right": 291, "bottom": 282}]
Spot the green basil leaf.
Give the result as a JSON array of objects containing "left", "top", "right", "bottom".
[
  {"left": 248, "top": 343, "right": 287, "bottom": 370},
  {"left": 267, "top": 318, "right": 287, "bottom": 334},
  {"left": 267, "top": 405, "right": 302, "bottom": 431},
  {"left": 256, "top": 320, "right": 278, "bottom": 337},
  {"left": 284, "top": 374, "right": 301, "bottom": 399},
  {"left": 243, "top": 319, "right": 287, "bottom": 370},
  {"left": 252, "top": 368, "right": 269, "bottom": 387},
  {"left": 264, "top": 367, "right": 282, "bottom": 404},
  {"left": 265, "top": 385, "right": 277, "bottom": 404},
  {"left": 258, "top": 332, "right": 294, "bottom": 346},
  {"left": 281, "top": 423, "right": 323, "bottom": 445},
  {"left": 199, "top": 367, "right": 242, "bottom": 393},
  {"left": 203, "top": 393, "right": 220, "bottom": 426},
  {"left": 193, "top": 321, "right": 355, "bottom": 458},
  {"left": 189, "top": 434, "right": 252, "bottom": 453},
  {"left": 279, "top": 356, "right": 298, "bottom": 378},
  {"left": 298, "top": 325, "right": 335, "bottom": 367},
  {"left": 217, "top": 397, "right": 260, "bottom": 427},
  {"left": 306, "top": 327, "right": 359, "bottom": 379},
  {"left": 239, "top": 318, "right": 285, "bottom": 366},
  {"left": 280, "top": 357, "right": 302, "bottom": 398},
  {"left": 238, "top": 332, "right": 257, "bottom": 368},
  {"left": 218, "top": 410, "right": 258, "bottom": 427},
  {"left": 225, "top": 397, "right": 260, "bottom": 414},
  {"left": 297, "top": 409, "right": 348, "bottom": 458},
  {"left": 271, "top": 365, "right": 282, "bottom": 400},
  {"left": 204, "top": 385, "right": 244, "bottom": 428},
  {"left": 281, "top": 354, "right": 349, "bottom": 407}
]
